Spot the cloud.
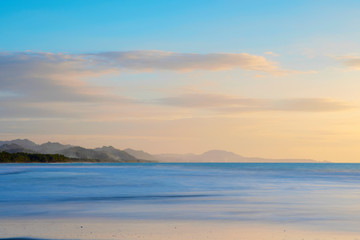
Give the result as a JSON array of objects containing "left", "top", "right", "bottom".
[
  {"left": 339, "top": 56, "right": 360, "bottom": 70},
  {"left": 86, "top": 50, "right": 281, "bottom": 73},
  {"left": 0, "top": 50, "right": 296, "bottom": 107},
  {"left": 264, "top": 51, "right": 279, "bottom": 56},
  {"left": 265, "top": 98, "right": 354, "bottom": 112},
  {"left": 153, "top": 93, "right": 354, "bottom": 112},
  {"left": 0, "top": 51, "right": 335, "bottom": 121},
  {"left": 0, "top": 51, "right": 138, "bottom": 101},
  {"left": 0, "top": 51, "right": 115, "bottom": 103},
  {"left": 0, "top": 51, "right": 135, "bottom": 119},
  {"left": 153, "top": 94, "right": 259, "bottom": 108}
]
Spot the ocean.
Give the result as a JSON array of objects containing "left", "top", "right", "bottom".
[{"left": 1, "top": 163, "right": 360, "bottom": 234}]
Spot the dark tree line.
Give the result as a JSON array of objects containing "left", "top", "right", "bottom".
[{"left": 0, "top": 151, "right": 72, "bottom": 163}]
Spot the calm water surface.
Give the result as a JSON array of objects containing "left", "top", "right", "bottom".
[{"left": 1, "top": 163, "right": 360, "bottom": 232}]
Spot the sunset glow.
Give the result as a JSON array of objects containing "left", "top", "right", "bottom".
[{"left": 1, "top": 0, "right": 360, "bottom": 162}]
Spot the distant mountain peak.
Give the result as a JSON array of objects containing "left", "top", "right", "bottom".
[
  {"left": 154, "top": 149, "right": 321, "bottom": 163},
  {"left": 42, "top": 141, "right": 64, "bottom": 146},
  {"left": 94, "top": 146, "right": 143, "bottom": 162},
  {"left": 98, "top": 146, "right": 116, "bottom": 150},
  {"left": 124, "top": 148, "right": 158, "bottom": 161},
  {"left": 12, "top": 139, "right": 37, "bottom": 147},
  {"left": 0, "top": 143, "right": 36, "bottom": 154},
  {"left": 0, "top": 139, "right": 38, "bottom": 149},
  {"left": 203, "top": 149, "right": 239, "bottom": 155}
]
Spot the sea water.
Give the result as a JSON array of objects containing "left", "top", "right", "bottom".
[{"left": 1, "top": 163, "right": 360, "bottom": 233}]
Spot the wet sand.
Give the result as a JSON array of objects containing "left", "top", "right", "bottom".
[{"left": 0, "top": 218, "right": 359, "bottom": 240}]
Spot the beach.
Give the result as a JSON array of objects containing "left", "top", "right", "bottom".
[{"left": 1, "top": 218, "right": 360, "bottom": 240}]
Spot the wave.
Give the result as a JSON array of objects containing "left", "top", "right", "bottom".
[
  {"left": 61, "top": 193, "right": 216, "bottom": 202},
  {"left": 0, "top": 170, "right": 28, "bottom": 175}
]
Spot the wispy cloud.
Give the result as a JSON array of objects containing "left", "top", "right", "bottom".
[
  {"left": 338, "top": 56, "right": 360, "bottom": 70},
  {"left": 86, "top": 50, "right": 281, "bottom": 73},
  {"left": 0, "top": 51, "right": 133, "bottom": 119},
  {"left": 153, "top": 93, "right": 354, "bottom": 112},
  {"left": 0, "top": 51, "right": 348, "bottom": 121},
  {"left": 264, "top": 51, "right": 279, "bottom": 57},
  {"left": 0, "top": 51, "right": 116, "bottom": 103},
  {"left": 0, "top": 50, "right": 301, "bottom": 107}
]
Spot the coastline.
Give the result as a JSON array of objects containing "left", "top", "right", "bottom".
[{"left": 1, "top": 218, "right": 359, "bottom": 240}]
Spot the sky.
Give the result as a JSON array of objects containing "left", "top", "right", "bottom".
[{"left": 1, "top": 0, "right": 360, "bottom": 162}]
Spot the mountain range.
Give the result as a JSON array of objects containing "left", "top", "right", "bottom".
[
  {"left": 0, "top": 139, "right": 326, "bottom": 163},
  {"left": 154, "top": 150, "right": 324, "bottom": 163},
  {"left": 0, "top": 139, "right": 145, "bottom": 162}
]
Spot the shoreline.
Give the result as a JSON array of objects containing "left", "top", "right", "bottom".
[{"left": 1, "top": 218, "right": 359, "bottom": 240}]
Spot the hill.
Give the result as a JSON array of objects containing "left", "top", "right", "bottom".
[
  {"left": 0, "top": 139, "right": 325, "bottom": 163},
  {"left": 0, "top": 139, "right": 152, "bottom": 163},
  {"left": 155, "top": 150, "right": 320, "bottom": 163},
  {"left": 0, "top": 139, "right": 37, "bottom": 149},
  {"left": 35, "top": 142, "right": 73, "bottom": 154},
  {"left": 124, "top": 148, "right": 158, "bottom": 161},
  {"left": 0, "top": 143, "right": 36, "bottom": 154},
  {"left": 95, "top": 146, "right": 142, "bottom": 162}
]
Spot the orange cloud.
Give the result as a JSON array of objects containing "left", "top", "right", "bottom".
[
  {"left": 154, "top": 93, "right": 354, "bottom": 112},
  {"left": 342, "top": 57, "right": 360, "bottom": 70},
  {"left": 264, "top": 51, "right": 279, "bottom": 56},
  {"left": 334, "top": 55, "right": 360, "bottom": 70}
]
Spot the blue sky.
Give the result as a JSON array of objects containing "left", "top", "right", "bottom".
[
  {"left": 1, "top": 0, "right": 360, "bottom": 162},
  {"left": 2, "top": 0, "right": 359, "bottom": 53}
]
